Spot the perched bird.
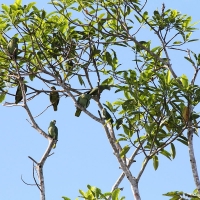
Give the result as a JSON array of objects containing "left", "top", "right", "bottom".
[
  {"left": 7, "top": 37, "right": 19, "bottom": 60},
  {"left": 75, "top": 94, "right": 91, "bottom": 117},
  {"left": 15, "top": 77, "right": 27, "bottom": 104},
  {"left": 89, "top": 85, "right": 110, "bottom": 96},
  {"left": 51, "top": 32, "right": 63, "bottom": 59},
  {"left": 48, "top": 120, "right": 58, "bottom": 149},
  {"left": 182, "top": 105, "right": 190, "bottom": 122},
  {"left": 101, "top": 108, "right": 114, "bottom": 125},
  {"left": 49, "top": 86, "right": 59, "bottom": 111}
]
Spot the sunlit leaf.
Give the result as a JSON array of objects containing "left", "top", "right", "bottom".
[
  {"left": 170, "top": 143, "right": 176, "bottom": 159},
  {"left": 62, "top": 196, "right": 71, "bottom": 200},
  {"left": 180, "top": 74, "right": 189, "bottom": 89},
  {"left": 153, "top": 155, "right": 159, "bottom": 170},
  {"left": 120, "top": 145, "right": 130, "bottom": 158},
  {"left": 112, "top": 188, "right": 120, "bottom": 200},
  {"left": 0, "top": 91, "right": 7, "bottom": 103}
]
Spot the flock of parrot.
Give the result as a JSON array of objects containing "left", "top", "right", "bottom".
[{"left": 9, "top": 36, "right": 113, "bottom": 149}]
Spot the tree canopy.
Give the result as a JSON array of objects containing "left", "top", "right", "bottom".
[{"left": 1, "top": 0, "right": 200, "bottom": 200}]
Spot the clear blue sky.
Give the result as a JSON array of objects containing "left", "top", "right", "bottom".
[{"left": 1, "top": 0, "right": 200, "bottom": 199}]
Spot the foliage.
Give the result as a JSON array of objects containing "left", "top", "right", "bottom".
[
  {"left": 1, "top": 0, "right": 200, "bottom": 199},
  {"left": 62, "top": 185, "right": 124, "bottom": 200},
  {"left": 163, "top": 189, "right": 200, "bottom": 200}
]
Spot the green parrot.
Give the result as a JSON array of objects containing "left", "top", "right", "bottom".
[
  {"left": 51, "top": 32, "right": 63, "bottom": 59},
  {"left": 102, "top": 108, "right": 114, "bottom": 125},
  {"left": 7, "top": 37, "right": 19, "bottom": 60},
  {"left": 89, "top": 85, "right": 110, "bottom": 96},
  {"left": 48, "top": 120, "right": 58, "bottom": 148},
  {"left": 15, "top": 77, "right": 27, "bottom": 104},
  {"left": 49, "top": 86, "right": 59, "bottom": 111},
  {"left": 75, "top": 93, "right": 91, "bottom": 117}
]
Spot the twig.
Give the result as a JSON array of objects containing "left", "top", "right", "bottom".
[
  {"left": 32, "top": 162, "right": 42, "bottom": 192},
  {"left": 21, "top": 175, "right": 38, "bottom": 186},
  {"left": 110, "top": 143, "right": 142, "bottom": 194},
  {"left": 34, "top": 104, "right": 52, "bottom": 118}
]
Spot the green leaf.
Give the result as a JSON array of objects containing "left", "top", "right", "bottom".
[
  {"left": 0, "top": 22, "right": 7, "bottom": 29},
  {"left": 188, "top": 39, "right": 199, "bottom": 43},
  {"left": 1, "top": 4, "right": 10, "bottom": 13},
  {"left": 62, "top": 196, "right": 71, "bottom": 200},
  {"left": 153, "top": 155, "right": 159, "bottom": 170},
  {"left": 98, "top": 13, "right": 105, "bottom": 19},
  {"left": 170, "top": 143, "right": 176, "bottom": 159},
  {"left": 24, "top": 2, "right": 36, "bottom": 13},
  {"left": 113, "top": 100, "right": 123, "bottom": 106},
  {"left": 29, "top": 74, "right": 35, "bottom": 81},
  {"left": 171, "top": 9, "right": 178, "bottom": 18},
  {"left": 112, "top": 188, "right": 120, "bottom": 200},
  {"left": 180, "top": 74, "right": 189, "bottom": 89},
  {"left": 184, "top": 56, "right": 195, "bottom": 66},
  {"left": 177, "top": 139, "right": 188, "bottom": 146},
  {"left": 101, "top": 77, "right": 114, "bottom": 85},
  {"left": 163, "top": 191, "right": 183, "bottom": 197},
  {"left": 120, "top": 145, "right": 130, "bottom": 158},
  {"left": 124, "top": 91, "right": 131, "bottom": 99},
  {"left": 14, "top": 0, "right": 22, "bottom": 6},
  {"left": 94, "top": 187, "right": 101, "bottom": 198},
  {"left": 160, "top": 149, "right": 171, "bottom": 160},
  {"left": 122, "top": 124, "right": 130, "bottom": 136},
  {"left": 116, "top": 118, "right": 123, "bottom": 130},
  {"left": 142, "top": 11, "right": 148, "bottom": 21},
  {"left": 50, "top": 1, "right": 64, "bottom": 8},
  {"left": 41, "top": 10, "right": 46, "bottom": 19},
  {"left": 87, "top": 185, "right": 96, "bottom": 197},
  {"left": 105, "top": 101, "right": 114, "bottom": 112},
  {"left": 173, "top": 41, "right": 182, "bottom": 44},
  {"left": 134, "top": 14, "right": 141, "bottom": 23},
  {"left": 0, "top": 91, "right": 7, "bottom": 103},
  {"left": 79, "top": 189, "right": 86, "bottom": 197},
  {"left": 166, "top": 70, "right": 171, "bottom": 84},
  {"left": 186, "top": 32, "right": 192, "bottom": 40},
  {"left": 78, "top": 75, "right": 85, "bottom": 87},
  {"left": 91, "top": 49, "right": 101, "bottom": 58}
]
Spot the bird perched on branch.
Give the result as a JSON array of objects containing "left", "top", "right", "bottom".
[
  {"left": 48, "top": 120, "right": 58, "bottom": 149},
  {"left": 101, "top": 108, "right": 114, "bottom": 125},
  {"left": 89, "top": 85, "right": 110, "bottom": 96},
  {"left": 75, "top": 94, "right": 91, "bottom": 117},
  {"left": 51, "top": 32, "right": 63, "bottom": 59},
  {"left": 7, "top": 37, "right": 19, "bottom": 60},
  {"left": 15, "top": 77, "right": 27, "bottom": 104},
  {"left": 49, "top": 86, "right": 59, "bottom": 111}
]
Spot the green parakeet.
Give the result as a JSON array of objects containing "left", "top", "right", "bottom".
[
  {"left": 15, "top": 77, "right": 27, "bottom": 104},
  {"left": 75, "top": 94, "right": 91, "bottom": 117},
  {"left": 48, "top": 120, "right": 58, "bottom": 148},
  {"left": 7, "top": 37, "right": 19, "bottom": 60},
  {"left": 89, "top": 85, "right": 110, "bottom": 96},
  {"left": 49, "top": 86, "right": 59, "bottom": 111},
  {"left": 51, "top": 32, "right": 63, "bottom": 59},
  {"left": 102, "top": 108, "right": 114, "bottom": 125}
]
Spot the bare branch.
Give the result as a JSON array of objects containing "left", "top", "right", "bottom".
[
  {"left": 187, "top": 106, "right": 200, "bottom": 193},
  {"left": 110, "top": 142, "right": 142, "bottom": 193},
  {"left": 21, "top": 174, "right": 38, "bottom": 186}
]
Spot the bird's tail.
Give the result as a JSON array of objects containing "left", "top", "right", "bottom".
[
  {"left": 53, "top": 104, "right": 57, "bottom": 111},
  {"left": 75, "top": 108, "right": 81, "bottom": 117}
]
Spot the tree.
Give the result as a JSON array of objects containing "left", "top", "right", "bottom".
[{"left": 1, "top": 0, "right": 200, "bottom": 199}]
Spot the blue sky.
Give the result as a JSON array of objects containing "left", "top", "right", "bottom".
[{"left": 1, "top": 0, "right": 200, "bottom": 200}]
